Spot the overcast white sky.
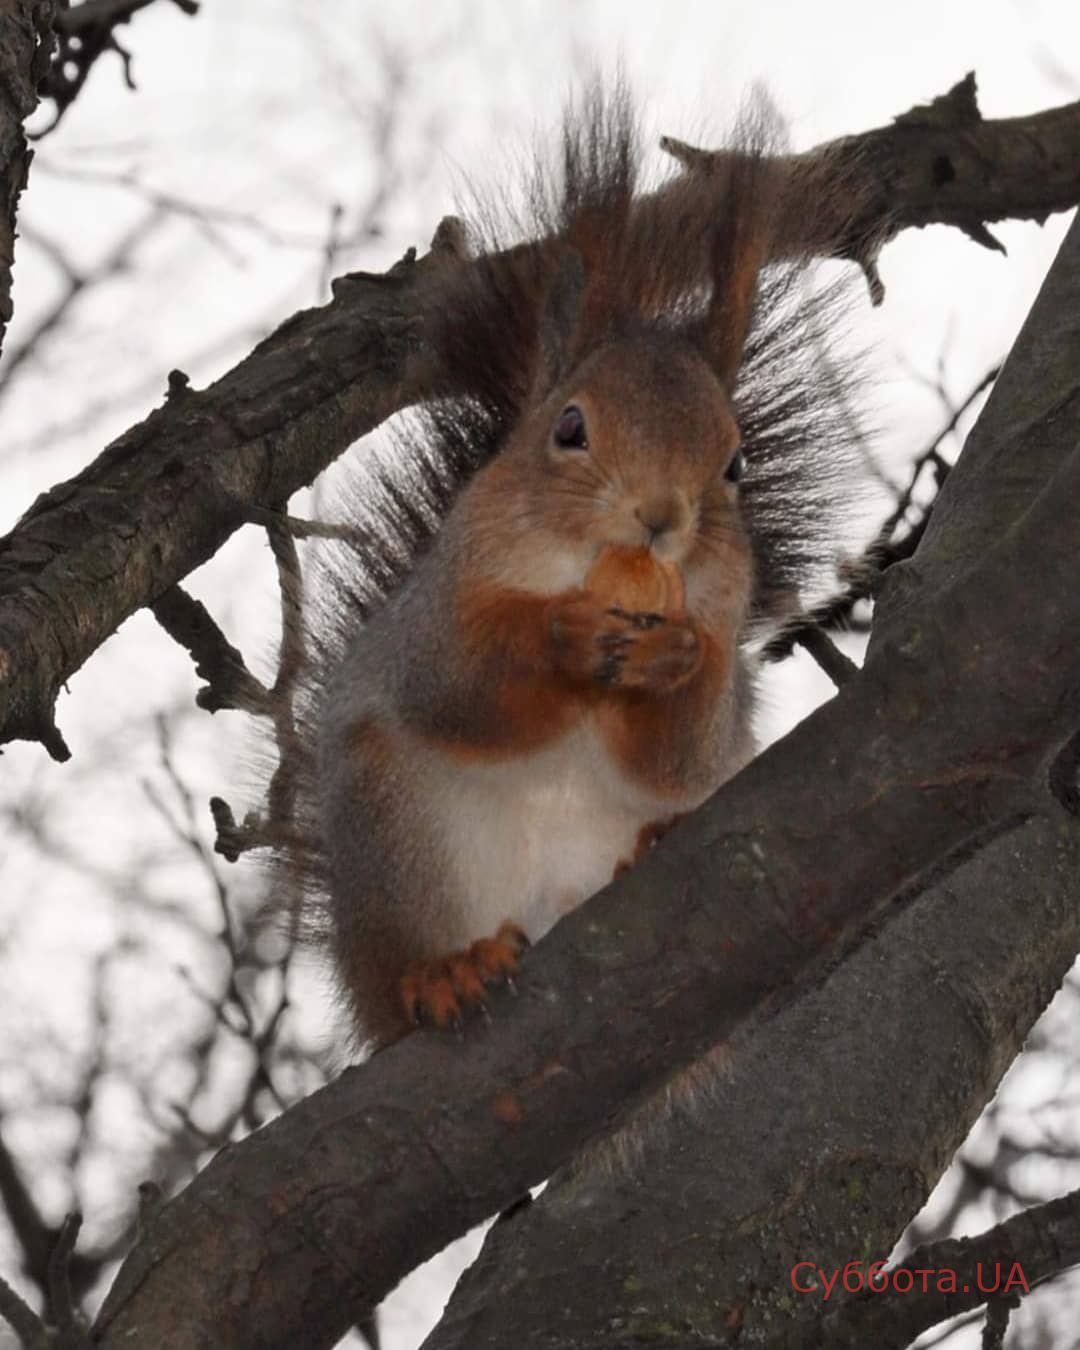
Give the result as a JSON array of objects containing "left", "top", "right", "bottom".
[{"left": 1, "top": 3, "right": 1078, "bottom": 1347}]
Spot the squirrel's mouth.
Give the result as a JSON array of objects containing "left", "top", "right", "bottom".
[
  {"left": 643, "top": 531, "right": 691, "bottom": 565},
  {"left": 584, "top": 544, "right": 686, "bottom": 617}
]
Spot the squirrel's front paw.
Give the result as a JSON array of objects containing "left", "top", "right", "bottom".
[
  {"left": 549, "top": 594, "right": 700, "bottom": 692},
  {"left": 399, "top": 921, "right": 529, "bottom": 1032}
]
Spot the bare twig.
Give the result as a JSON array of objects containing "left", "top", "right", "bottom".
[
  {"left": 0, "top": 209, "right": 171, "bottom": 401},
  {"left": 981, "top": 1295, "right": 1018, "bottom": 1350},
  {"left": 795, "top": 626, "right": 859, "bottom": 686},
  {"left": 0, "top": 1111, "right": 106, "bottom": 1316},
  {"left": 880, "top": 364, "right": 1000, "bottom": 540},
  {"left": 0, "top": 1212, "right": 93, "bottom": 1349},
  {"left": 242, "top": 504, "right": 372, "bottom": 545},
  {"left": 34, "top": 0, "right": 200, "bottom": 137},
  {"left": 150, "top": 586, "right": 272, "bottom": 716},
  {"left": 0, "top": 1271, "right": 43, "bottom": 1345},
  {"left": 208, "top": 795, "right": 267, "bottom": 861},
  {"left": 762, "top": 363, "right": 1001, "bottom": 664},
  {"left": 46, "top": 1214, "right": 83, "bottom": 1333},
  {"left": 141, "top": 718, "right": 296, "bottom": 1135},
  {"left": 33, "top": 158, "right": 330, "bottom": 252}
]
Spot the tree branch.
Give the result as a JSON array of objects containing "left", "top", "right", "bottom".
[
  {"left": 0, "top": 1119, "right": 102, "bottom": 1317},
  {"left": 88, "top": 459, "right": 1080, "bottom": 1343},
  {"left": 34, "top": 0, "right": 199, "bottom": 137},
  {"left": 669, "top": 73, "right": 1080, "bottom": 302},
  {"left": 815, "top": 1188, "right": 1080, "bottom": 1349},
  {"left": 0, "top": 245, "right": 435, "bottom": 759},
  {"left": 0, "top": 0, "right": 53, "bottom": 358},
  {"left": 424, "top": 806, "right": 1080, "bottom": 1350},
  {"left": 149, "top": 586, "right": 271, "bottom": 717}
]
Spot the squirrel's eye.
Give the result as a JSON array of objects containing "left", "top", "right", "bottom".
[
  {"left": 724, "top": 447, "right": 744, "bottom": 484},
  {"left": 553, "top": 405, "right": 588, "bottom": 450}
]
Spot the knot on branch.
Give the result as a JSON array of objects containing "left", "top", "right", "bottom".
[
  {"left": 895, "top": 71, "right": 981, "bottom": 131},
  {"left": 210, "top": 795, "right": 266, "bottom": 862}
]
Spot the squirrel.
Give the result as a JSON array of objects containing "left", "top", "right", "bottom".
[{"left": 269, "top": 86, "right": 867, "bottom": 1050}]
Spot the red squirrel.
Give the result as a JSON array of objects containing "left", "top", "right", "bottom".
[{"left": 274, "top": 89, "right": 866, "bottom": 1049}]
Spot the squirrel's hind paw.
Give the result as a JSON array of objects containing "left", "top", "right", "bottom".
[{"left": 400, "top": 922, "right": 529, "bottom": 1031}]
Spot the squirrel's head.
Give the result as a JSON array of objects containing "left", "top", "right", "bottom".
[
  {"left": 421, "top": 99, "right": 859, "bottom": 638},
  {"left": 464, "top": 235, "right": 764, "bottom": 633},
  {"left": 463, "top": 333, "right": 754, "bottom": 639}
]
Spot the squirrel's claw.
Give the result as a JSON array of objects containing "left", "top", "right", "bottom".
[
  {"left": 398, "top": 921, "right": 529, "bottom": 1033},
  {"left": 401, "top": 965, "right": 462, "bottom": 1030},
  {"left": 608, "top": 606, "right": 665, "bottom": 630}
]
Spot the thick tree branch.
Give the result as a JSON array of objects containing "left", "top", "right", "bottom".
[
  {"left": 425, "top": 807, "right": 1080, "bottom": 1350},
  {"left": 670, "top": 73, "right": 1080, "bottom": 302},
  {"left": 88, "top": 481, "right": 1080, "bottom": 1345},
  {"left": 0, "top": 0, "right": 53, "bottom": 357},
  {"left": 0, "top": 247, "right": 435, "bottom": 759}
]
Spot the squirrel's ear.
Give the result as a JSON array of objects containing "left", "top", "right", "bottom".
[
  {"left": 536, "top": 249, "right": 586, "bottom": 395},
  {"left": 702, "top": 182, "right": 772, "bottom": 390}
]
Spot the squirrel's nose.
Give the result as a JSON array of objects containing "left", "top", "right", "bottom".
[{"left": 635, "top": 492, "right": 688, "bottom": 539}]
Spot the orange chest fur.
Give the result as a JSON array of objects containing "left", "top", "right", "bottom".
[{"left": 450, "top": 551, "right": 719, "bottom": 783}]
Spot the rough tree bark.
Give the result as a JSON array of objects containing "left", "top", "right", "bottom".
[
  {"left": 0, "top": 80, "right": 1078, "bottom": 1350},
  {"left": 0, "top": 0, "right": 50, "bottom": 357},
  {"left": 426, "top": 814, "right": 1080, "bottom": 1350}
]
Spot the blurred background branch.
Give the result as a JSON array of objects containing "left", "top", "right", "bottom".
[{"left": 34, "top": 0, "right": 199, "bottom": 139}]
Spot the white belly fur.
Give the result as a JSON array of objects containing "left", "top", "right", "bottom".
[{"left": 416, "top": 720, "right": 700, "bottom": 946}]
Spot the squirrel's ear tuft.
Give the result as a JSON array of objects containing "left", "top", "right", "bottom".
[
  {"left": 536, "top": 248, "right": 586, "bottom": 395},
  {"left": 701, "top": 162, "right": 774, "bottom": 390}
]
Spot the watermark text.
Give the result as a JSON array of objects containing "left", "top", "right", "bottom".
[{"left": 790, "top": 1260, "right": 1030, "bottom": 1301}]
